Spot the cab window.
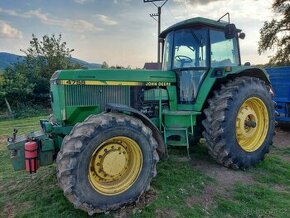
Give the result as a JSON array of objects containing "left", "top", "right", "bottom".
[{"left": 210, "top": 29, "right": 240, "bottom": 67}]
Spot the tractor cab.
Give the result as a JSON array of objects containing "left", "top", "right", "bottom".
[{"left": 160, "top": 17, "right": 244, "bottom": 104}]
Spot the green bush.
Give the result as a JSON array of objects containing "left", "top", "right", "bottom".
[{"left": 14, "top": 105, "right": 50, "bottom": 118}]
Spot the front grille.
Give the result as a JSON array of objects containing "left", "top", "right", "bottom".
[{"left": 64, "top": 85, "right": 130, "bottom": 110}]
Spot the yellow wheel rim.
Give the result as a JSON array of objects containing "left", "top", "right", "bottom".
[
  {"left": 88, "top": 136, "right": 143, "bottom": 196},
  {"left": 236, "top": 97, "right": 269, "bottom": 152}
]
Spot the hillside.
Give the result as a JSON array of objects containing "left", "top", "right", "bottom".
[
  {"left": 0, "top": 52, "right": 25, "bottom": 69},
  {"left": 70, "top": 57, "right": 101, "bottom": 69},
  {"left": 0, "top": 52, "right": 101, "bottom": 70}
]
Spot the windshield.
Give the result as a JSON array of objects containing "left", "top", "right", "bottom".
[
  {"left": 162, "top": 28, "right": 208, "bottom": 70},
  {"left": 173, "top": 29, "right": 208, "bottom": 69}
]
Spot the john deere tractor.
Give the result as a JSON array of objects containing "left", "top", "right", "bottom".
[{"left": 8, "top": 16, "right": 275, "bottom": 214}]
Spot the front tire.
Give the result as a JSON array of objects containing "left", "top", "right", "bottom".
[
  {"left": 56, "top": 113, "right": 159, "bottom": 215},
  {"left": 202, "top": 77, "right": 275, "bottom": 169}
]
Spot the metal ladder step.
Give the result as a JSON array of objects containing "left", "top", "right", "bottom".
[{"left": 164, "top": 127, "right": 190, "bottom": 158}]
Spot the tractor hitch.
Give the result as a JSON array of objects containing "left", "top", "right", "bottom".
[{"left": 7, "top": 130, "right": 55, "bottom": 172}]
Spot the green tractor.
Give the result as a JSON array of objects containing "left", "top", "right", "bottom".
[{"left": 8, "top": 16, "right": 275, "bottom": 214}]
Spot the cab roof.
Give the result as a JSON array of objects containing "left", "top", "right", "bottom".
[{"left": 160, "top": 17, "right": 234, "bottom": 38}]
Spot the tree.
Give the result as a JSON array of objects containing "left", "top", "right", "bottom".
[
  {"left": 1, "top": 34, "right": 81, "bottom": 111},
  {"left": 101, "top": 61, "right": 130, "bottom": 69},
  {"left": 258, "top": 0, "right": 290, "bottom": 65},
  {"left": 21, "top": 34, "right": 81, "bottom": 97},
  {"left": 101, "top": 61, "right": 109, "bottom": 68},
  {"left": 0, "top": 63, "right": 34, "bottom": 114}
]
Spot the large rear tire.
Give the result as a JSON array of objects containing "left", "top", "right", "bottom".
[
  {"left": 56, "top": 113, "right": 159, "bottom": 215},
  {"left": 202, "top": 77, "right": 275, "bottom": 169}
]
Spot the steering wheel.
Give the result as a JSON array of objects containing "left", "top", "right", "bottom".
[{"left": 175, "top": 55, "right": 193, "bottom": 67}]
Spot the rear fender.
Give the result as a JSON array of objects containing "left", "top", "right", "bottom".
[
  {"left": 194, "top": 66, "right": 271, "bottom": 112},
  {"left": 225, "top": 67, "right": 271, "bottom": 85}
]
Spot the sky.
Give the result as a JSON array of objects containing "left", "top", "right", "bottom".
[{"left": 0, "top": 0, "right": 275, "bottom": 68}]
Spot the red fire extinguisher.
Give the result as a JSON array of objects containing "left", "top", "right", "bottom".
[{"left": 24, "top": 141, "right": 38, "bottom": 173}]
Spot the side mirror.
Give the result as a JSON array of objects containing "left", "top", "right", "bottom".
[
  {"left": 244, "top": 62, "right": 251, "bottom": 66},
  {"left": 239, "top": 32, "right": 246, "bottom": 39},
  {"left": 225, "top": 24, "right": 237, "bottom": 39}
]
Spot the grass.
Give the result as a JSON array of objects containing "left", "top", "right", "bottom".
[
  {"left": 136, "top": 159, "right": 212, "bottom": 217},
  {"left": 0, "top": 116, "right": 290, "bottom": 217},
  {"left": 253, "top": 155, "right": 290, "bottom": 187},
  {"left": 213, "top": 184, "right": 290, "bottom": 217},
  {"left": 0, "top": 116, "right": 45, "bottom": 140},
  {"left": 211, "top": 156, "right": 290, "bottom": 217}
]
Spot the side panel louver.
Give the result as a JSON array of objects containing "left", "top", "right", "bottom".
[{"left": 64, "top": 85, "right": 130, "bottom": 110}]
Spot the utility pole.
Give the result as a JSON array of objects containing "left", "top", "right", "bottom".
[{"left": 143, "top": 0, "right": 168, "bottom": 64}]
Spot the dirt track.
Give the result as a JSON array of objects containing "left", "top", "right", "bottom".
[
  {"left": 185, "top": 127, "right": 290, "bottom": 213},
  {"left": 195, "top": 127, "right": 290, "bottom": 180},
  {"left": 273, "top": 127, "right": 290, "bottom": 149}
]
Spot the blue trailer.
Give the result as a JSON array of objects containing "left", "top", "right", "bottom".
[{"left": 266, "top": 66, "right": 290, "bottom": 125}]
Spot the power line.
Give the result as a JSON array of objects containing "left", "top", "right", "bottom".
[{"left": 143, "top": 0, "right": 168, "bottom": 64}]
